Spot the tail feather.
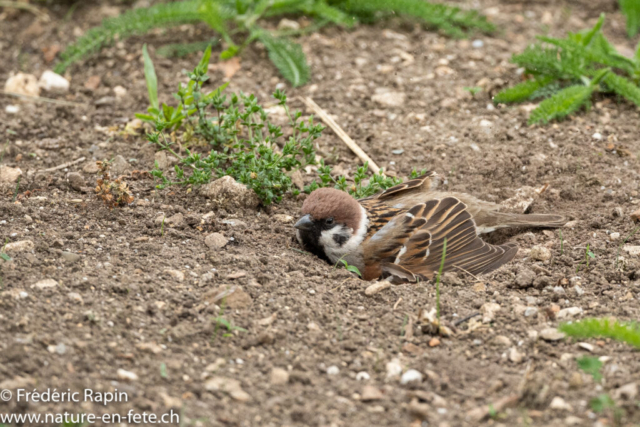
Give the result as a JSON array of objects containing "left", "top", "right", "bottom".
[{"left": 482, "top": 212, "right": 567, "bottom": 233}]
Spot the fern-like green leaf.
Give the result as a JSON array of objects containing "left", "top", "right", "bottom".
[
  {"left": 305, "top": 1, "right": 355, "bottom": 27},
  {"left": 338, "top": 0, "right": 494, "bottom": 37},
  {"left": 493, "top": 77, "right": 554, "bottom": 104},
  {"left": 156, "top": 40, "right": 218, "bottom": 58},
  {"left": 528, "top": 85, "right": 594, "bottom": 124},
  {"left": 620, "top": 0, "right": 640, "bottom": 38},
  {"left": 54, "top": 1, "right": 202, "bottom": 73},
  {"left": 559, "top": 318, "right": 640, "bottom": 349},
  {"left": 603, "top": 72, "right": 640, "bottom": 107},
  {"left": 538, "top": 35, "right": 636, "bottom": 76},
  {"left": 512, "top": 45, "right": 587, "bottom": 80},
  {"left": 258, "top": 33, "right": 310, "bottom": 87}
]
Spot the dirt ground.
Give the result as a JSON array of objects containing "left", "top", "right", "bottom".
[{"left": 1, "top": 0, "right": 640, "bottom": 426}]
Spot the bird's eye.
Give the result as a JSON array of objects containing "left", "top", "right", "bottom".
[{"left": 325, "top": 217, "right": 334, "bottom": 225}]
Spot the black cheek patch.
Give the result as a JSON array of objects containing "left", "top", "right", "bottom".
[
  {"left": 332, "top": 233, "right": 348, "bottom": 246},
  {"left": 298, "top": 229, "right": 330, "bottom": 263}
]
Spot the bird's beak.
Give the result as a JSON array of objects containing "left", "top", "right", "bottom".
[{"left": 294, "top": 214, "right": 314, "bottom": 231}]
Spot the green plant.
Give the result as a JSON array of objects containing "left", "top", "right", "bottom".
[
  {"left": 211, "top": 298, "right": 247, "bottom": 342},
  {"left": 157, "top": 39, "right": 219, "bottom": 58},
  {"left": 142, "top": 44, "right": 158, "bottom": 112},
  {"left": 559, "top": 318, "right": 640, "bottom": 348},
  {"left": 144, "top": 48, "right": 428, "bottom": 205},
  {"left": 434, "top": 237, "right": 447, "bottom": 322},
  {"left": 212, "top": 317, "right": 247, "bottom": 338},
  {"left": 0, "top": 239, "right": 10, "bottom": 262},
  {"left": 494, "top": 14, "right": 640, "bottom": 124},
  {"left": 590, "top": 394, "right": 624, "bottom": 427},
  {"left": 620, "top": 0, "right": 640, "bottom": 38},
  {"left": 306, "top": 162, "right": 427, "bottom": 199},
  {"left": 576, "top": 243, "right": 595, "bottom": 273},
  {"left": 12, "top": 175, "right": 21, "bottom": 202},
  {"left": 464, "top": 86, "right": 482, "bottom": 97},
  {"left": 54, "top": 0, "right": 494, "bottom": 86},
  {"left": 337, "top": 258, "right": 362, "bottom": 277},
  {"left": 577, "top": 355, "right": 603, "bottom": 382},
  {"left": 160, "top": 362, "right": 168, "bottom": 379}
]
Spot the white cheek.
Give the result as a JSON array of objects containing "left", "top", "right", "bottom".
[{"left": 318, "top": 226, "right": 349, "bottom": 251}]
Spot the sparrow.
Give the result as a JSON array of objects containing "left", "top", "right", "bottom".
[{"left": 294, "top": 172, "right": 566, "bottom": 282}]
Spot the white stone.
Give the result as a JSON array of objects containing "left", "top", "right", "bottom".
[
  {"left": 356, "top": 371, "right": 370, "bottom": 381},
  {"left": 609, "top": 232, "right": 620, "bottom": 241},
  {"left": 530, "top": 245, "right": 551, "bottom": 261},
  {"left": 372, "top": 91, "right": 406, "bottom": 108},
  {"left": 277, "top": 18, "right": 300, "bottom": 31},
  {"left": 38, "top": 70, "right": 70, "bottom": 93},
  {"left": 479, "top": 119, "right": 493, "bottom": 127},
  {"left": 386, "top": 358, "right": 402, "bottom": 379},
  {"left": 34, "top": 279, "right": 58, "bottom": 290},
  {"left": 472, "top": 39, "right": 484, "bottom": 48},
  {"left": 592, "top": 132, "right": 603, "bottom": 140},
  {"left": 557, "top": 307, "right": 583, "bottom": 319},
  {"left": 578, "top": 342, "right": 594, "bottom": 352},
  {"left": 205, "top": 232, "right": 228, "bottom": 250},
  {"left": 4, "top": 72, "right": 40, "bottom": 97},
  {"left": 549, "top": 396, "right": 572, "bottom": 412},
  {"left": 0, "top": 166, "right": 23, "bottom": 184},
  {"left": 623, "top": 245, "right": 640, "bottom": 256},
  {"left": 164, "top": 269, "right": 185, "bottom": 282},
  {"left": 508, "top": 347, "right": 524, "bottom": 364},
  {"left": 5, "top": 105, "right": 19, "bottom": 114},
  {"left": 481, "top": 302, "right": 501, "bottom": 323},
  {"left": 270, "top": 368, "right": 289, "bottom": 385},
  {"left": 113, "top": 85, "right": 128, "bottom": 98},
  {"left": 540, "top": 328, "right": 565, "bottom": 341},
  {"left": 326, "top": 365, "right": 340, "bottom": 375},
  {"left": 117, "top": 369, "right": 139, "bottom": 381},
  {"left": 400, "top": 369, "right": 423, "bottom": 385}
]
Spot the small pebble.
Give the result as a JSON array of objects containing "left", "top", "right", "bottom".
[
  {"left": 549, "top": 396, "right": 573, "bottom": 412},
  {"left": 270, "top": 368, "right": 289, "bottom": 385},
  {"left": 356, "top": 371, "right": 370, "bottom": 381},
  {"left": 400, "top": 369, "right": 423, "bottom": 385},
  {"left": 530, "top": 245, "right": 551, "bottom": 261},
  {"left": 361, "top": 385, "right": 384, "bottom": 401},
  {"left": 117, "top": 369, "right": 139, "bottom": 381},
  {"left": 471, "top": 39, "right": 484, "bottom": 48},
  {"left": 557, "top": 307, "right": 583, "bottom": 319},
  {"left": 508, "top": 348, "right": 524, "bottom": 364},
  {"left": 327, "top": 365, "right": 340, "bottom": 375},
  {"left": 592, "top": 132, "right": 603, "bottom": 140},
  {"left": 540, "top": 328, "right": 566, "bottom": 341},
  {"left": 386, "top": 359, "right": 402, "bottom": 378}
]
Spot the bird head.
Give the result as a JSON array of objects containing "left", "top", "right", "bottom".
[{"left": 294, "top": 188, "right": 364, "bottom": 260}]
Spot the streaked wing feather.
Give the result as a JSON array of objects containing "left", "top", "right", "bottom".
[{"left": 376, "top": 197, "right": 518, "bottom": 281}]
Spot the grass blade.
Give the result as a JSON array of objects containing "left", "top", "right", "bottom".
[{"left": 142, "top": 44, "right": 158, "bottom": 111}]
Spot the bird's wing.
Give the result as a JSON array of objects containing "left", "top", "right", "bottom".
[
  {"left": 365, "top": 197, "right": 518, "bottom": 282},
  {"left": 360, "top": 172, "right": 441, "bottom": 203}
]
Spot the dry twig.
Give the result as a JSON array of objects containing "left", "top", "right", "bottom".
[
  {"left": 299, "top": 96, "right": 382, "bottom": 174},
  {"left": 37, "top": 157, "right": 86, "bottom": 173}
]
